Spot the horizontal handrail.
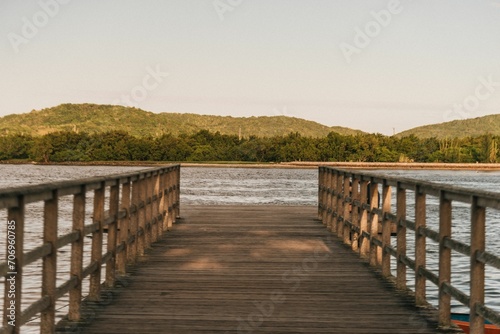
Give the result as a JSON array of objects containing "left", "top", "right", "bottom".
[
  {"left": 1, "top": 165, "right": 181, "bottom": 334},
  {"left": 318, "top": 166, "right": 500, "bottom": 334}
]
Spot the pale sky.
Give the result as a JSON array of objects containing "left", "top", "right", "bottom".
[{"left": 1, "top": 0, "right": 500, "bottom": 135}]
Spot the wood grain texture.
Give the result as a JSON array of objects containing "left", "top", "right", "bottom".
[{"left": 80, "top": 205, "right": 444, "bottom": 334}]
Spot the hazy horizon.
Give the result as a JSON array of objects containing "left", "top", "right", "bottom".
[{"left": 1, "top": 1, "right": 499, "bottom": 135}]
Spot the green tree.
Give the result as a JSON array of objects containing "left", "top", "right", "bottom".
[
  {"left": 30, "top": 136, "right": 53, "bottom": 162},
  {"left": 0, "top": 134, "right": 33, "bottom": 160},
  {"left": 485, "top": 135, "right": 498, "bottom": 163}
]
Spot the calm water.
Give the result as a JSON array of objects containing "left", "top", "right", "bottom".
[{"left": 0, "top": 165, "right": 499, "bottom": 332}]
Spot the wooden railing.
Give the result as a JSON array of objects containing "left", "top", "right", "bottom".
[
  {"left": 0, "top": 165, "right": 180, "bottom": 334},
  {"left": 318, "top": 166, "right": 500, "bottom": 333}
]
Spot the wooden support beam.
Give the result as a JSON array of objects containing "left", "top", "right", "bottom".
[
  {"left": 329, "top": 172, "right": 338, "bottom": 232},
  {"left": 128, "top": 180, "right": 140, "bottom": 264},
  {"left": 138, "top": 178, "right": 146, "bottom": 256},
  {"left": 359, "top": 180, "right": 369, "bottom": 258},
  {"left": 351, "top": 177, "right": 360, "bottom": 252},
  {"left": 175, "top": 167, "right": 181, "bottom": 219},
  {"left": 415, "top": 187, "right": 427, "bottom": 306},
  {"left": 117, "top": 181, "right": 131, "bottom": 275},
  {"left": 69, "top": 188, "right": 85, "bottom": 321},
  {"left": 153, "top": 172, "right": 161, "bottom": 241},
  {"left": 369, "top": 182, "right": 379, "bottom": 268},
  {"left": 470, "top": 196, "right": 486, "bottom": 334},
  {"left": 89, "top": 184, "right": 104, "bottom": 301},
  {"left": 381, "top": 182, "right": 392, "bottom": 277},
  {"left": 317, "top": 168, "right": 323, "bottom": 220},
  {"left": 342, "top": 175, "right": 351, "bottom": 244},
  {"left": 145, "top": 174, "right": 153, "bottom": 248},
  {"left": 41, "top": 191, "right": 58, "bottom": 333},
  {"left": 106, "top": 183, "right": 119, "bottom": 287},
  {"left": 396, "top": 186, "right": 406, "bottom": 290},
  {"left": 438, "top": 191, "right": 452, "bottom": 328}
]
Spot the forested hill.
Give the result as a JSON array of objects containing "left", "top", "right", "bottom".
[
  {"left": 396, "top": 114, "right": 500, "bottom": 139},
  {"left": 0, "top": 104, "right": 364, "bottom": 138}
]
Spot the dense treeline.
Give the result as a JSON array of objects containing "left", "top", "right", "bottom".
[{"left": 0, "top": 130, "right": 499, "bottom": 163}]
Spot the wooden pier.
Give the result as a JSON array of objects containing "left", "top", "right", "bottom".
[
  {"left": 1, "top": 165, "right": 500, "bottom": 333},
  {"left": 75, "top": 205, "right": 440, "bottom": 334}
]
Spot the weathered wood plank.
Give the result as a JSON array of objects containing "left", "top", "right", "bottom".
[{"left": 80, "top": 205, "right": 442, "bottom": 334}]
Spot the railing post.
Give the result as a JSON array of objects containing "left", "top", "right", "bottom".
[
  {"left": 148, "top": 172, "right": 155, "bottom": 244},
  {"left": 163, "top": 169, "right": 169, "bottom": 230},
  {"left": 381, "top": 181, "right": 392, "bottom": 277},
  {"left": 153, "top": 172, "right": 161, "bottom": 241},
  {"left": 128, "top": 179, "right": 139, "bottom": 264},
  {"left": 334, "top": 172, "right": 342, "bottom": 233},
  {"left": 69, "top": 188, "right": 85, "bottom": 321},
  {"left": 117, "top": 180, "right": 130, "bottom": 275},
  {"left": 328, "top": 171, "right": 338, "bottom": 232},
  {"left": 342, "top": 176, "right": 353, "bottom": 245},
  {"left": 359, "top": 180, "right": 369, "bottom": 257},
  {"left": 89, "top": 184, "right": 104, "bottom": 301},
  {"left": 4, "top": 196, "right": 25, "bottom": 334},
  {"left": 145, "top": 173, "right": 152, "bottom": 249},
  {"left": 351, "top": 177, "right": 360, "bottom": 251},
  {"left": 158, "top": 171, "right": 163, "bottom": 233},
  {"left": 470, "top": 196, "right": 486, "bottom": 334},
  {"left": 438, "top": 191, "right": 452, "bottom": 328},
  {"left": 369, "top": 181, "right": 379, "bottom": 267},
  {"left": 41, "top": 190, "right": 58, "bottom": 333},
  {"left": 138, "top": 176, "right": 146, "bottom": 256},
  {"left": 106, "top": 182, "right": 119, "bottom": 287},
  {"left": 338, "top": 175, "right": 349, "bottom": 238},
  {"left": 150, "top": 171, "right": 161, "bottom": 242},
  {"left": 396, "top": 185, "right": 406, "bottom": 290},
  {"left": 415, "top": 186, "right": 427, "bottom": 306},
  {"left": 318, "top": 167, "right": 326, "bottom": 219},
  {"left": 341, "top": 176, "right": 352, "bottom": 245},
  {"left": 160, "top": 170, "right": 168, "bottom": 231},
  {"left": 323, "top": 169, "right": 330, "bottom": 224},
  {"left": 175, "top": 166, "right": 180, "bottom": 219},
  {"left": 317, "top": 167, "right": 323, "bottom": 219},
  {"left": 167, "top": 170, "right": 175, "bottom": 229}
]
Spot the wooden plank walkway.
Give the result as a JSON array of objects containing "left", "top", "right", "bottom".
[{"left": 80, "top": 205, "right": 444, "bottom": 334}]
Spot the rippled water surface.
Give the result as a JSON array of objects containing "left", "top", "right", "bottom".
[
  {"left": 0, "top": 165, "right": 499, "bottom": 332},
  {"left": 181, "top": 167, "right": 317, "bottom": 205}
]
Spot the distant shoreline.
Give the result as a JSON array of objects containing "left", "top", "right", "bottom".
[
  {"left": 1, "top": 160, "right": 500, "bottom": 170},
  {"left": 183, "top": 162, "right": 500, "bottom": 170},
  {"left": 287, "top": 162, "right": 500, "bottom": 170}
]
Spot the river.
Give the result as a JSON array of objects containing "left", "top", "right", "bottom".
[{"left": 0, "top": 165, "right": 499, "bottom": 332}]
